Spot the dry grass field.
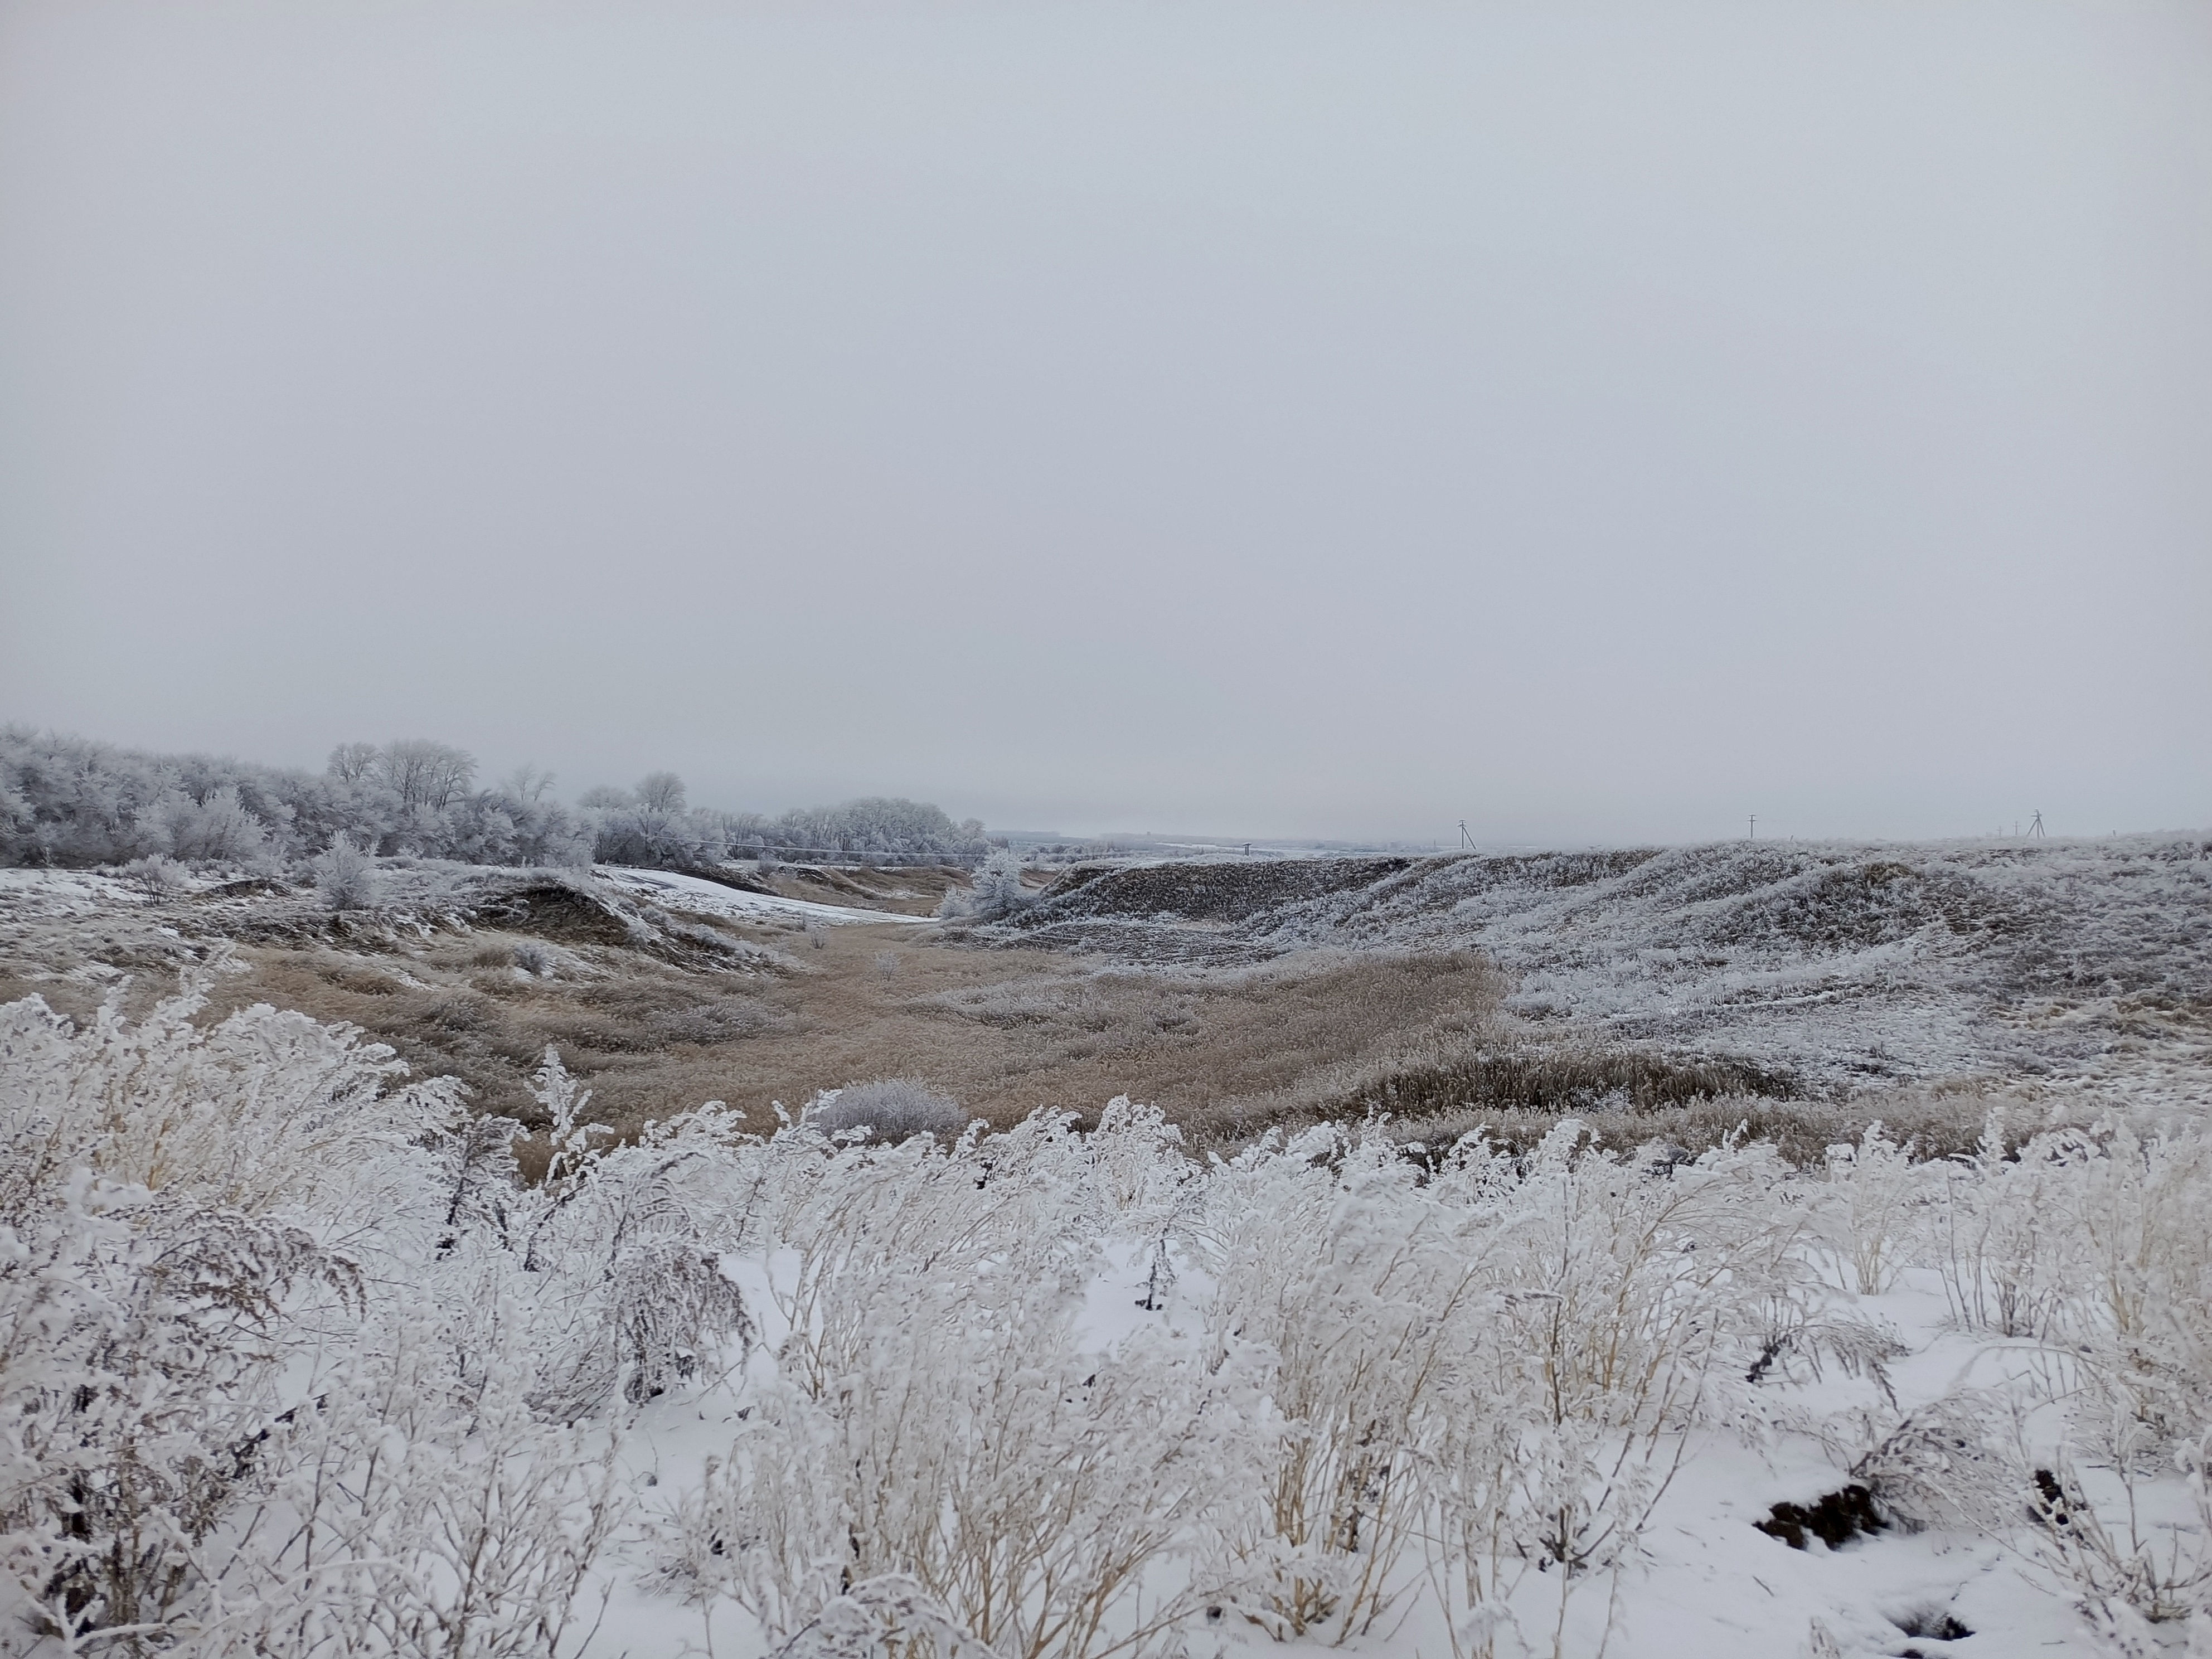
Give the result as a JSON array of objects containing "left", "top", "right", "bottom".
[
  {"left": 0, "top": 866, "right": 1520, "bottom": 1138},
  {"left": 201, "top": 916, "right": 1530, "bottom": 1144}
]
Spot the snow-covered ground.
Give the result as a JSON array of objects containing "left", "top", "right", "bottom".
[
  {"left": 598, "top": 864, "right": 931, "bottom": 927},
  {"left": 593, "top": 1246, "right": 2108, "bottom": 1659}
]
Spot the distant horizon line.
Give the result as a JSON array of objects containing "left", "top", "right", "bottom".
[{"left": 990, "top": 826, "right": 2211, "bottom": 854}]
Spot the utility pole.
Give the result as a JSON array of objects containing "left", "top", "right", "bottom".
[
  {"left": 1459, "top": 819, "right": 1475, "bottom": 851},
  {"left": 1749, "top": 815, "right": 1757, "bottom": 841},
  {"left": 2029, "top": 811, "right": 2045, "bottom": 838}
]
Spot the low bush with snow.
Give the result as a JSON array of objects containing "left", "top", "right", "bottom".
[{"left": 804, "top": 1078, "right": 969, "bottom": 1143}]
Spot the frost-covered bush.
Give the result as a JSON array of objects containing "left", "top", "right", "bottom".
[
  {"left": 0, "top": 986, "right": 753, "bottom": 1654},
  {"left": 0, "top": 984, "right": 457, "bottom": 1643},
  {"left": 1822, "top": 1121, "right": 1930, "bottom": 1295},
  {"left": 807, "top": 1078, "right": 968, "bottom": 1143},
  {"left": 120, "top": 853, "right": 187, "bottom": 896},
  {"left": 662, "top": 1108, "right": 1270, "bottom": 1659},
  {"left": 311, "top": 831, "right": 379, "bottom": 909},
  {"left": 1920, "top": 1114, "right": 2212, "bottom": 1636},
  {"left": 654, "top": 1105, "right": 1869, "bottom": 1659},
  {"left": 1191, "top": 1120, "right": 1826, "bottom": 1650},
  {"left": 1937, "top": 1109, "right": 2085, "bottom": 1338},
  {"left": 939, "top": 848, "right": 1031, "bottom": 919}
]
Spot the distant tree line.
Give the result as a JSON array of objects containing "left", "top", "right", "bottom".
[{"left": 0, "top": 727, "right": 991, "bottom": 873}]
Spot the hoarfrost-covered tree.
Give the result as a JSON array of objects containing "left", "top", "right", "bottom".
[
  {"left": 637, "top": 770, "right": 688, "bottom": 814},
  {"left": 377, "top": 738, "right": 476, "bottom": 812},
  {"left": 501, "top": 763, "right": 556, "bottom": 804},
  {"left": 327, "top": 740, "right": 381, "bottom": 784}
]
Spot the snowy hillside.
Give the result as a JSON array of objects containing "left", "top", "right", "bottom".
[{"left": 997, "top": 837, "right": 2212, "bottom": 1102}]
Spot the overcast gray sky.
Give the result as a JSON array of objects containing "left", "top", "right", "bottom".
[{"left": 3, "top": 0, "right": 2206, "bottom": 845}]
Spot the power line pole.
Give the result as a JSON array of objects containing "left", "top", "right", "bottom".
[
  {"left": 1459, "top": 819, "right": 1474, "bottom": 851},
  {"left": 2029, "top": 810, "right": 2045, "bottom": 838},
  {"left": 1749, "top": 814, "right": 1757, "bottom": 841}
]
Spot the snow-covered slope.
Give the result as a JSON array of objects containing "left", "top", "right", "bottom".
[
  {"left": 597, "top": 865, "right": 930, "bottom": 927},
  {"left": 1000, "top": 837, "right": 2212, "bottom": 1099}
]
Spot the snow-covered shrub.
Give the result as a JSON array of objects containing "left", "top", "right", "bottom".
[
  {"left": 2024, "top": 1439, "right": 2212, "bottom": 1638},
  {"left": 492, "top": 1050, "right": 754, "bottom": 1416},
  {"left": 1845, "top": 1391, "right": 2018, "bottom": 1532},
  {"left": 1428, "top": 1126, "right": 1820, "bottom": 1654},
  {"left": 759, "top": 1574, "right": 986, "bottom": 1659},
  {"left": 0, "top": 988, "right": 754, "bottom": 1653},
  {"left": 186, "top": 1296, "right": 628, "bottom": 1659},
  {"left": 1936, "top": 1109, "right": 2086, "bottom": 1338},
  {"left": 2059, "top": 1124, "right": 2212, "bottom": 1447},
  {"left": 664, "top": 1113, "right": 1273, "bottom": 1659},
  {"left": 1821, "top": 1121, "right": 1933, "bottom": 1296},
  {"left": 0, "top": 1174, "right": 361, "bottom": 1642},
  {"left": 939, "top": 848, "right": 1031, "bottom": 920},
  {"left": 1189, "top": 1119, "right": 1821, "bottom": 1652},
  {"left": 1197, "top": 1123, "right": 1481, "bottom": 1639},
  {"left": 120, "top": 853, "right": 187, "bottom": 896},
  {"left": 0, "top": 983, "right": 456, "bottom": 1646},
  {"left": 1921, "top": 1116, "right": 2212, "bottom": 1634},
  {"left": 0, "top": 977, "right": 460, "bottom": 1223},
  {"left": 807, "top": 1078, "right": 967, "bottom": 1143},
  {"left": 311, "top": 831, "right": 379, "bottom": 909}
]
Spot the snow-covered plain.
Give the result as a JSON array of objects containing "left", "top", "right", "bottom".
[{"left": 6, "top": 976, "right": 2210, "bottom": 1659}]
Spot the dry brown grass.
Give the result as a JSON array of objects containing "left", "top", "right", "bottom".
[
  {"left": 198, "top": 938, "right": 794, "bottom": 1131},
  {"left": 170, "top": 923, "right": 1514, "bottom": 1143}
]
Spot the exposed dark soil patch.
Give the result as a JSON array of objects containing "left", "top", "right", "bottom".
[
  {"left": 1755, "top": 1485, "right": 1886, "bottom": 1550},
  {"left": 1024, "top": 857, "right": 1420, "bottom": 926},
  {"left": 1891, "top": 1607, "right": 1973, "bottom": 1641},
  {"left": 469, "top": 879, "right": 644, "bottom": 948}
]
